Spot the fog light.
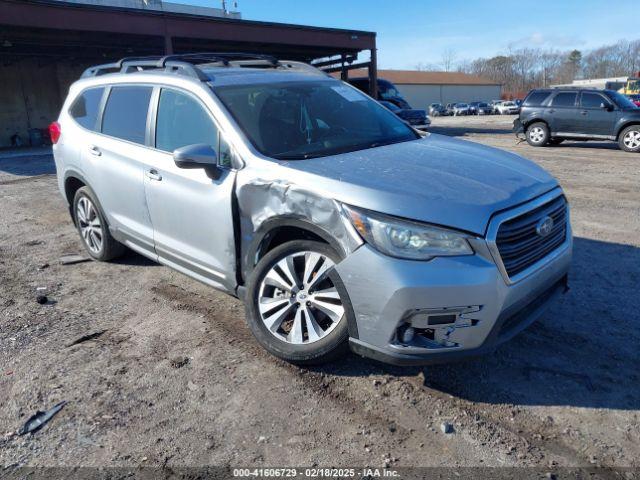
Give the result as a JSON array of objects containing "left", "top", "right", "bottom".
[{"left": 400, "top": 326, "right": 415, "bottom": 344}]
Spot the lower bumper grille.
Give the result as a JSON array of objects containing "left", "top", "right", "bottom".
[{"left": 496, "top": 196, "right": 567, "bottom": 278}]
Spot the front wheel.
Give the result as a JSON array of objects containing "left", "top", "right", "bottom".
[
  {"left": 526, "top": 122, "right": 550, "bottom": 147},
  {"left": 619, "top": 125, "right": 640, "bottom": 153},
  {"left": 245, "top": 240, "right": 351, "bottom": 365}
]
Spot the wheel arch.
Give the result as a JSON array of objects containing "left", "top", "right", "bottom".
[
  {"left": 241, "top": 217, "right": 347, "bottom": 285},
  {"left": 615, "top": 121, "right": 640, "bottom": 140},
  {"left": 63, "top": 170, "right": 90, "bottom": 224},
  {"left": 523, "top": 117, "right": 550, "bottom": 130}
]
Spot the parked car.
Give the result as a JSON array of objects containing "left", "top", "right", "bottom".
[
  {"left": 429, "top": 103, "right": 446, "bottom": 116},
  {"left": 452, "top": 103, "right": 470, "bottom": 116},
  {"left": 349, "top": 77, "right": 411, "bottom": 109},
  {"left": 444, "top": 103, "right": 457, "bottom": 116},
  {"left": 474, "top": 102, "right": 493, "bottom": 115},
  {"left": 515, "top": 88, "right": 640, "bottom": 152},
  {"left": 52, "top": 53, "right": 571, "bottom": 366},
  {"left": 379, "top": 101, "right": 430, "bottom": 130},
  {"left": 490, "top": 100, "right": 503, "bottom": 114},
  {"left": 628, "top": 94, "right": 640, "bottom": 107},
  {"left": 496, "top": 101, "right": 520, "bottom": 115}
]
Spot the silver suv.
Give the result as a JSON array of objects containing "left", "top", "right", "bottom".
[{"left": 52, "top": 53, "right": 572, "bottom": 365}]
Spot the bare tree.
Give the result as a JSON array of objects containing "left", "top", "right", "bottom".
[
  {"left": 441, "top": 48, "right": 457, "bottom": 72},
  {"left": 418, "top": 38, "right": 639, "bottom": 96}
]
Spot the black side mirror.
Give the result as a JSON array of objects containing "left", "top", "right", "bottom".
[
  {"left": 601, "top": 102, "right": 614, "bottom": 111},
  {"left": 173, "top": 143, "right": 218, "bottom": 170}
]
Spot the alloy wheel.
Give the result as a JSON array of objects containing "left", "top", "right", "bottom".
[
  {"left": 76, "top": 196, "right": 103, "bottom": 254},
  {"left": 257, "top": 251, "right": 345, "bottom": 345},
  {"left": 529, "top": 126, "right": 545, "bottom": 143},
  {"left": 623, "top": 130, "right": 640, "bottom": 149}
]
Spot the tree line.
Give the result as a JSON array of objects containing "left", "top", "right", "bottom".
[{"left": 417, "top": 39, "right": 640, "bottom": 98}]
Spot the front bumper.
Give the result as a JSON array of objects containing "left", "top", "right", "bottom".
[{"left": 336, "top": 210, "right": 572, "bottom": 366}]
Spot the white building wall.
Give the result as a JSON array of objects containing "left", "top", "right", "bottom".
[{"left": 395, "top": 84, "right": 502, "bottom": 109}]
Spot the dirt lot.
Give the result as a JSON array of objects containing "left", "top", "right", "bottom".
[{"left": 1, "top": 114, "right": 639, "bottom": 473}]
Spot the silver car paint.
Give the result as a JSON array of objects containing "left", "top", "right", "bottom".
[{"left": 53, "top": 67, "right": 571, "bottom": 363}]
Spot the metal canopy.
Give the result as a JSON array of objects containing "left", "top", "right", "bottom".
[{"left": 0, "top": 0, "right": 376, "bottom": 62}]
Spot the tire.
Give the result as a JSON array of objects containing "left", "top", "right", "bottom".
[
  {"left": 72, "top": 186, "right": 126, "bottom": 261},
  {"left": 244, "top": 240, "right": 351, "bottom": 365},
  {"left": 618, "top": 125, "right": 640, "bottom": 153},
  {"left": 526, "top": 122, "right": 550, "bottom": 147},
  {"left": 549, "top": 138, "right": 565, "bottom": 145}
]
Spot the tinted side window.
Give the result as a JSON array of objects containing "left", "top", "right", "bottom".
[
  {"left": 102, "top": 86, "right": 152, "bottom": 144},
  {"left": 155, "top": 89, "right": 218, "bottom": 153},
  {"left": 70, "top": 88, "right": 104, "bottom": 131},
  {"left": 523, "top": 91, "right": 550, "bottom": 106},
  {"left": 551, "top": 92, "right": 577, "bottom": 107},
  {"left": 581, "top": 93, "right": 607, "bottom": 108}
]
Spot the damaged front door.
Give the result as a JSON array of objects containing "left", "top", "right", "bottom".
[{"left": 144, "top": 87, "right": 238, "bottom": 293}]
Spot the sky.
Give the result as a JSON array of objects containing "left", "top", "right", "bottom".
[{"left": 176, "top": 0, "right": 639, "bottom": 70}]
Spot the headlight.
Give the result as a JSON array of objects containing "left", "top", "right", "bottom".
[{"left": 343, "top": 205, "right": 473, "bottom": 260}]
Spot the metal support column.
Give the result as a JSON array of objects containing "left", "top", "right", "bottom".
[
  {"left": 164, "top": 35, "right": 173, "bottom": 54},
  {"left": 368, "top": 48, "right": 377, "bottom": 98}
]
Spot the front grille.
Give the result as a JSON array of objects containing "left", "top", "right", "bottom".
[{"left": 496, "top": 196, "right": 567, "bottom": 278}]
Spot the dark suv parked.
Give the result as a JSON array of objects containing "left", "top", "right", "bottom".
[
  {"left": 349, "top": 77, "right": 412, "bottom": 109},
  {"left": 515, "top": 88, "right": 640, "bottom": 152}
]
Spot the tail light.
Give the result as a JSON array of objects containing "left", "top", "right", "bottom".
[{"left": 49, "top": 121, "right": 61, "bottom": 144}]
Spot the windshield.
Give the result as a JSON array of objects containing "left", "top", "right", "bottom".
[
  {"left": 455, "top": 103, "right": 468, "bottom": 108},
  {"left": 378, "top": 81, "right": 402, "bottom": 100},
  {"left": 478, "top": 102, "right": 489, "bottom": 107},
  {"left": 214, "top": 80, "right": 418, "bottom": 160},
  {"left": 606, "top": 90, "right": 638, "bottom": 109}
]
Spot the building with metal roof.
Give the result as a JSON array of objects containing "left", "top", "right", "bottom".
[
  {"left": 348, "top": 69, "right": 502, "bottom": 109},
  {"left": 0, "top": 0, "right": 376, "bottom": 147}
]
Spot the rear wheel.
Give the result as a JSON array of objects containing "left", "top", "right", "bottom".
[
  {"left": 619, "top": 125, "right": 640, "bottom": 153},
  {"left": 245, "top": 240, "right": 351, "bottom": 365},
  {"left": 526, "top": 122, "right": 549, "bottom": 147},
  {"left": 73, "top": 186, "right": 126, "bottom": 261}
]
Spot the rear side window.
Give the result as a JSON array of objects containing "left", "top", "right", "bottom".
[
  {"left": 523, "top": 91, "right": 550, "bottom": 106},
  {"left": 102, "top": 86, "right": 153, "bottom": 144},
  {"left": 155, "top": 89, "right": 218, "bottom": 153},
  {"left": 551, "top": 92, "right": 577, "bottom": 107},
  {"left": 581, "top": 92, "right": 608, "bottom": 108},
  {"left": 70, "top": 88, "right": 104, "bottom": 131}
]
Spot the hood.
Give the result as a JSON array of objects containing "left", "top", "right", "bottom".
[{"left": 281, "top": 134, "right": 558, "bottom": 235}]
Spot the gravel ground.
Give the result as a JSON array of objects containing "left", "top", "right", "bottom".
[{"left": 1, "top": 114, "right": 639, "bottom": 473}]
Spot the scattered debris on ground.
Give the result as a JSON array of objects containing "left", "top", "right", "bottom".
[
  {"left": 66, "top": 330, "right": 107, "bottom": 347},
  {"left": 18, "top": 401, "right": 67, "bottom": 436},
  {"left": 440, "top": 422, "right": 454, "bottom": 434},
  {"left": 170, "top": 356, "right": 190, "bottom": 369},
  {"left": 59, "top": 254, "right": 90, "bottom": 265}
]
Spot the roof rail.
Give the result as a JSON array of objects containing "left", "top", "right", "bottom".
[{"left": 80, "top": 52, "right": 298, "bottom": 80}]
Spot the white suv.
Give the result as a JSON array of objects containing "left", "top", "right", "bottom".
[{"left": 51, "top": 53, "right": 571, "bottom": 365}]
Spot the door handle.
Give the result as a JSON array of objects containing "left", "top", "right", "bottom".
[
  {"left": 88, "top": 145, "right": 102, "bottom": 156},
  {"left": 146, "top": 169, "right": 162, "bottom": 181},
  {"left": 548, "top": 109, "right": 555, "bottom": 114},
  {"left": 580, "top": 110, "right": 588, "bottom": 115}
]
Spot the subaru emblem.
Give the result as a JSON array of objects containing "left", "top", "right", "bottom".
[{"left": 536, "top": 216, "right": 554, "bottom": 237}]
